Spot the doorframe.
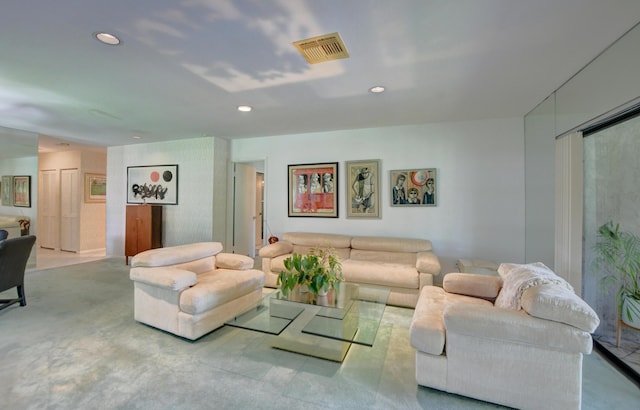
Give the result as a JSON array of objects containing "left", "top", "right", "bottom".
[{"left": 226, "top": 157, "right": 267, "bottom": 253}]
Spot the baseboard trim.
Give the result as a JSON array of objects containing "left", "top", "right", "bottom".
[{"left": 594, "top": 340, "right": 640, "bottom": 388}]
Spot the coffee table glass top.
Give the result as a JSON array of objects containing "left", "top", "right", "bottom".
[{"left": 226, "top": 283, "right": 389, "bottom": 346}]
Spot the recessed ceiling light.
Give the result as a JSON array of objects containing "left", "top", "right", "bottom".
[
  {"left": 369, "top": 86, "right": 385, "bottom": 94},
  {"left": 237, "top": 105, "right": 252, "bottom": 112},
  {"left": 94, "top": 32, "right": 121, "bottom": 46},
  {"left": 132, "top": 136, "right": 141, "bottom": 140}
]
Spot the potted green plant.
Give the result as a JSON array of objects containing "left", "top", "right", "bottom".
[
  {"left": 593, "top": 221, "right": 640, "bottom": 327},
  {"left": 277, "top": 247, "right": 344, "bottom": 297}
]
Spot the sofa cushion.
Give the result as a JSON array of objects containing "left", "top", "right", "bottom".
[
  {"left": 410, "top": 286, "right": 491, "bottom": 355},
  {"left": 495, "top": 262, "right": 573, "bottom": 310},
  {"left": 351, "top": 236, "right": 432, "bottom": 253},
  {"left": 443, "top": 273, "right": 502, "bottom": 299},
  {"left": 216, "top": 253, "right": 254, "bottom": 270},
  {"left": 341, "top": 260, "right": 418, "bottom": 289},
  {"left": 132, "top": 242, "right": 223, "bottom": 268},
  {"left": 179, "top": 269, "right": 264, "bottom": 315},
  {"left": 521, "top": 284, "right": 600, "bottom": 333},
  {"left": 350, "top": 249, "right": 416, "bottom": 265},
  {"left": 291, "top": 245, "right": 351, "bottom": 261},
  {"left": 282, "top": 232, "right": 352, "bottom": 248},
  {"left": 258, "top": 240, "right": 293, "bottom": 258}
]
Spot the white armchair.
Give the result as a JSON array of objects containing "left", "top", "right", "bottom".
[
  {"left": 130, "top": 242, "right": 264, "bottom": 340},
  {"left": 410, "top": 263, "right": 600, "bottom": 410}
]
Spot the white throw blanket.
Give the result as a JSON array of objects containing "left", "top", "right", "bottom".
[{"left": 495, "top": 262, "right": 574, "bottom": 310}]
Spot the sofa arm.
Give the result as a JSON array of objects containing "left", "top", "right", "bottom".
[
  {"left": 130, "top": 267, "right": 197, "bottom": 291},
  {"left": 416, "top": 251, "right": 441, "bottom": 276},
  {"left": 443, "top": 303, "right": 593, "bottom": 354},
  {"left": 258, "top": 240, "right": 293, "bottom": 258},
  {"left": 443, "top": 273, "right": 502, "bottom": 299},
  {"left": 216, "top": 253, "right": 254, "bottom": 270}
]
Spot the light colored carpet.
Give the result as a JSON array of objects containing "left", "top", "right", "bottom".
[{"left": 1, "top": 258, "right": 638, "bottom": 409}]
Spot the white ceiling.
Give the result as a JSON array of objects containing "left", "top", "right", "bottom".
[{"left": 1, "top": 1, "right": 639, "bottom": 151}]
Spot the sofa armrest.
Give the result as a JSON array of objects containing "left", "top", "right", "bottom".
[
  {"left": 130, "top": 267, "right": 197, "bottom": 291},
  {"left": 258, "top": 240, "right": 293, "bottom": 258},
  {"left": 443, "top": 303, "right": 593, "bottom": 354},
  {"left": 215, "top": 253, "right": 254, "bottom": 270},
  {"left": 443, "top": 273, "right": 502, "bottom": 299},
  {"left": 416, "top": 251, "right": 441, "bottom": 276}
]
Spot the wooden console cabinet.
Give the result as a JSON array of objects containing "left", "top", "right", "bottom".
[{"left": 125, "top": 204, "right": 162, "bottom": 264}]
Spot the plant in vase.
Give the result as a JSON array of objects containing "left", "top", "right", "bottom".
[
  {"left": 593, "top": 221, "right": 640, "bottom": 327},
  {"left": 277, "top": 247, "right": 344, "bottom": 298}
]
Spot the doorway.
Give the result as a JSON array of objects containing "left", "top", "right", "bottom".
[{"left": 231, "top": 160, "right": 266, "bottom": 258}]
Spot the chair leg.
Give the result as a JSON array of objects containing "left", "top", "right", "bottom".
[{"left": 17, "top": 284, "right": 26, "bottom": 306}]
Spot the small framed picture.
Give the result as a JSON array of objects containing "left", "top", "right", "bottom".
[
  {"left": 1, "top": 175, "right": 13, "bottom": 206},
  {"left": 288, "top": 162, "right": 338, "bottom": 217},
  {"left": 127, "top": 165, "right": 178, "bottom": 205},
  {"left": 13, "top": 175, "right": 31, "bottom": 207},
  {"left": 390, "top": 168, "right": 437, "bottom": 207},
  {"left": 85, "top": 173, "right": 107, "bottom": 203},
  {"left": 346, "top": 159, "right": 381, "bottom": 218}
]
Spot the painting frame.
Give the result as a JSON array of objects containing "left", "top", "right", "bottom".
[
  {"left": 390, "top": 168, "right": 437, "bottom": 207},
  {"left": 346, "top": 159, "right": 381, "bottom": 219},
  {"left": 13, "top": 175, "right": 31, "bottom": 208},
  {"left": 1, "top": 175, "right": 13, "bottom": 206},
  {"left": 288, "top": 162, "right": 338, "bottom": 218},
  {"left": 85, "top": 173, "right": 107, "bottom": 203},
  {"left": 127, "top": 164, "right": 178, "bottom": 205}
]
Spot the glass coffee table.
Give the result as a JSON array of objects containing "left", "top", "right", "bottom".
[{"left": 226, "top": 283, "right": 389, "bottom": 362}]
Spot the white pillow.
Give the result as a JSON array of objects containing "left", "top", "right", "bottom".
[{"left": 521, "top": 284, "right": 600, "bottom": 333}]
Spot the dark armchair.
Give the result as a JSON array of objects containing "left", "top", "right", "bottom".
[{"left": 0, "top": 235, "right": 36, "bottom": 311}]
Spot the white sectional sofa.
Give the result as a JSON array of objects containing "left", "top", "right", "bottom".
[
  {"left": 129, "top": 242, "right": 264, "bottom": 340},
  {"left": 0, "top": 215, "right": 27, "bottom": 239},
  {"left": 409, "top": 263, "right": 600, "bottom": 410},
  {"left": 258, "top": 232, "right": 441, "bottom": 308}
]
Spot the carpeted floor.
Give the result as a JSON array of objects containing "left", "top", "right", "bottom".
[{"left": 1, "top": 258, "right": 639, "bottom": 409}]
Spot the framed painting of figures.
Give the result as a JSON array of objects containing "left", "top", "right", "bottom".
[
  {"left": 390, "top": 168, "right": 437, "bottom": 207},
  {"left": 288, "top": 162, "right": 338, "bottom": 217}
]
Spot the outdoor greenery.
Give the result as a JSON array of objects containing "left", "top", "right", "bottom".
[
  {"left": 593, "top": 221, "right": 640, "bottom": 322},
  {"left": 277, "top": 247, "right": 344, "bottom": 297}
]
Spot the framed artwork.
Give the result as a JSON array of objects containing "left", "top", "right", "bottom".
[
  {"left": 127, "top": 164, "right": 178, "bottom": 205},
  {"left": 13, "top": 175, "right": 31, "bottom": 207},
  {"left": 346, "top": 159, "right": 381, "bottom": 218},
  {"left": 390, "top": 168, "right": 437, "bottom": 207},
  {"left": 1, "top": 175, "right": 12, "bottom": 206},
  {"left": 85, "top": 173, "right": 107, "bottom": 203},
  {"left": 288, "top": 162, "right": 338, "bottom": 217}
]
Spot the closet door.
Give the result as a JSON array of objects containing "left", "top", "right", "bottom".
[
  {"left": 60, "top": 169, "right": 80, "bottom": 252},
  {"left": 39, "top": 169, "right": 59, "bottom": 249}
]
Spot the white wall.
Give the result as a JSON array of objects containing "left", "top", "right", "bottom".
[
  {"left": 232, "top": 118, "right": 525, "bottom": 275},
  {"left": 106, "top": 137, "right": 219, "bottom": 258}
]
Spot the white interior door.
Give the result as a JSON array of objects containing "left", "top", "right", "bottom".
[
  {"left": 39, "top": 169, "right": 59, "bottom": 249},
  {"left": 60, "top": 168, "right": 80, "bottom": 252},
  {"left": 233, "top": 163, "right": 256, "bottom": 257}
]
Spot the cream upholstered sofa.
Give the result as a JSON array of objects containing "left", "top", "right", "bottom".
[
  {"left": 0, "top": 216, "right": 27, "bottom": 239},
  {"left": 409, "top": 263, "right": 600, "bottom": 410},
  {"left": 258, "top": 232, "right": 441, "bottom": 308},
  {"left": 129, "top": 242, "right": 264, "bottom": 340}
]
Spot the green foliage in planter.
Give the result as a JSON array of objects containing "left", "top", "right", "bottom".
[
  {"left": 593, "top": 221, "right": 640, "bottom": 322},
  {"left": 277, "top": 247, "right": 344, "bottom": 297}
]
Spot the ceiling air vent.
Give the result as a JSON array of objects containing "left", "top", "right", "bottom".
[{"left": 292, "top": 32, "right": 350, "bottom": 64}]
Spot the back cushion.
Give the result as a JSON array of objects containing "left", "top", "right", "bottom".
[
  {"left": 350, "top": 249, "right": 416, "bottom": 265},
  {"left": 283, "top": 232, "right": 352, "bottom": 248},
  {"left": 174, "top": 256, "right": 216, "bottom": 274},
  {"left": 292, "top": 244, "right": 350, "bottom": 260},
  {"left": 350, "top": 236, "right": 432, "bottom": 253}
]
